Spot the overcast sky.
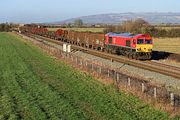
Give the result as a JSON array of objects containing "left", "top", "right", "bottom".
[{"left": 0, "top": 0, "right": 180, "bottom": 23}]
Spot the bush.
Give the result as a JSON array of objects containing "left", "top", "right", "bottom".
[{"left": 0, "top": 23, "right": 12, "bottom": 32}]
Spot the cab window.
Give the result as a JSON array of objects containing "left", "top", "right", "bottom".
[
  {"left": 145, "top": 39, "right": 152, "bottom": 44},
  {"left": 133, "top": 39, "right": 136, "bottom": 44},
  {"left": 137, "top": 39, "right": 144, "bottom": 44},
  {"left": 109, "top": 37, "right": 112, "bottom": 44}
]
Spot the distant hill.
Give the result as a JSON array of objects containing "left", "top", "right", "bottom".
[{"left": 52, "top": 12, "right": 180, "bottom": 25}]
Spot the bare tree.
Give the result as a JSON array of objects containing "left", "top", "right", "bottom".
[{"left": 74, "top": 19, "right": 83, "bottom": 27}]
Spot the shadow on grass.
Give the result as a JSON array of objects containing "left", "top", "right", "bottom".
[{"left": 152, "top": 51, "right": 180, "bottom": 62}]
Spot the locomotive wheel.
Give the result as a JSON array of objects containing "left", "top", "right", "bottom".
[
  {"left": 104, "top": 48, "right": 108, "bottom": 53},
  {"left": 133, "top": 54, "right": 137, "bottom": 59},
  {"left": 106, "top": 47, "right": 111, "bottom": 53},
  {"left": 135, "top": 54, "right": 139, "bottom": 60},
  {"left": 131, "top": 53, "right": 136, "bottom": 59},
  {"left": 147, "top": 53, "right": 151, "bottom": 60},
  {"left": 130, "top": 53, "right": 134, "bottom": 59},
  {"left": 131, "top": 53, "right": 134, "bottom": 59},
  {"left": 127, "top": 53, "right": 131, "bottom": 59},
  {"left": 108, "top": 48, "right": 112, "bottom": 54}
]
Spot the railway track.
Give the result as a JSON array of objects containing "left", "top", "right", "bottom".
[
  {"left": 144, "top": 61, "right": 180, "bottom": 72},
  {"left": 24, "top": 33, "right": 180, "bottom": 80}
]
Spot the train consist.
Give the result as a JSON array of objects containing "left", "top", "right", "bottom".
[{"left": 19, "top": 25, "right": 153, "bottom": 59}]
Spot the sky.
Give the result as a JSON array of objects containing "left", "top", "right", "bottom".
[{"left": 0, "top": 0, "right": 180, "bottom": 23}]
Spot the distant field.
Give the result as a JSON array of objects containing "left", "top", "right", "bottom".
[
  {"left": 48, "top": 26, "right": 180, "bottom": 32},
  {"left": 48, "top": 27, "right": 105, "bottom": 33},
  {"left": 155, "top": 26, "right": 180, "bottom": 30},
  {"left": 0, "top": 32, "right": 176, "bottom": 119},
  {"left": 153, "top": 37, "right": 180, "bottom": 54}
]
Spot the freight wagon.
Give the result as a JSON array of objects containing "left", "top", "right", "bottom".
[{"left": 67, "top": 31, "right": 105, "bottom": 50}]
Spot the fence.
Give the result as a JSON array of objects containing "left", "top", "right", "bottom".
[{"left": 22, "top": 34, "right": 180, "bottom": 110}]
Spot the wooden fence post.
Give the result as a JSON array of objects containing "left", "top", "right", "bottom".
[
  {"left": 99, "top": 66, "right": 102, "bottom": 74},
  {"left": 108, "top": 69, "right": 110, "bottom": 77},
  {"left": 154, "top": 87, "right": 157, "bottom": 98},
  {"left": 85, "top": 61, "right": 88, "bottom": 66},
  {"left": 80, "top": 59, "right": 82, "bottom": 65},
  {"left": 116, "top": 73, "right": 119, "bottom": 84},
  {"left": 170, "top": 93, "right": 174, "bottom": 106},
  {"left": 116, "top": 73, "right": 119, "bottom": 90},
  {"left": 128, "top": 77, "right": 131, "bottom": 86},
  {"left": 142, "top": 83, "right": 145, "bottom": 93}
]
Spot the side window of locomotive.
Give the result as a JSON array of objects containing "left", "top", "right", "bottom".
[
  {"left": 113, "top": 38, "right": 116, "bottom": 43},
  {"left": 137, "top": 39, "right": 144, "bottom": 44},
  {"left": 133, "top": 39, "right": 136, "bottom": 44},
  {"left": 145, "top": 39, "right": 152, "bottom": 44},
  {"left": 126, "top": 40, "right": 130, "bottom": 47},
  {"left": 109, "top": 37, "right": 112, "bottom": 44}
]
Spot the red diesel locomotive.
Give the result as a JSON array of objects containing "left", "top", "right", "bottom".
[{"left": 105, "top": 32, "right": 153, "bottom": 59}]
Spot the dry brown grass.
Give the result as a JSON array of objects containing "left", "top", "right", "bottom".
[
  {"left": 155, "top": 26, "right": 180, "bottom": 30},
  {"left": 48, "top": 27, "right": 105, "bottom": 33},
  {"left": 153, "top": 37, "right": 180, "bottom": 54}
]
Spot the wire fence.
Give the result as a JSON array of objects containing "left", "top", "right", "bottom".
[{"left": 23, "top": 34, "right": 180, "bottom": 110}]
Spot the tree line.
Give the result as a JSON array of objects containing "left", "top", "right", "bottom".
[
  {"left": 0, "top": 23, "right": 13, "bottom": 32},
  {"left": 1, "top": 19, "right": 180, "bottom": 38},
  {"left": 104, "top": 19, "right": 180, "bottom": 38}
]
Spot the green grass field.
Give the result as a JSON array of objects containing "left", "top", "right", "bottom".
[
  {"left": 0, "top": 32, "right": 179, "bottom": 119},
  {"left": 153, "top": 37, "right": 180, "bottom": 54},
  {"left": 48, "top": 27, "right": 105, "bottom": 32}
]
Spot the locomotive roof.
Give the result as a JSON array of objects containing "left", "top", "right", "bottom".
[{"left": 106, "top": 32, "right": 142, "bottom": 38}]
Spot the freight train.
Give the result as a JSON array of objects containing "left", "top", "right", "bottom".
[{"left": 19, "top": 25, "right": 153, "bottom": 59}]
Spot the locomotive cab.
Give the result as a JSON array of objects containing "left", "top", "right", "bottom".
[
  {"left": 134, "top": 34, "right": 153, "bottom": 59},
  {"left": 136, "top": 38, "right": 152, "bottom": 53},
  {"left": 136, "top": 38, "right": 153, "bottom": 52}
]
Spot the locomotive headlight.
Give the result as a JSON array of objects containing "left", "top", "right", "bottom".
[
  {"left": 136, "top": 48, "right": 141, "bottom": 51},
  {"left": 148, "top": 49, "right": 152, "bottom": 52}
]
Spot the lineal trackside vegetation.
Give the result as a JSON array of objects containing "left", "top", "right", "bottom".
[{"left": 0, "top": 32, "right": 179, "bottom": 119}]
